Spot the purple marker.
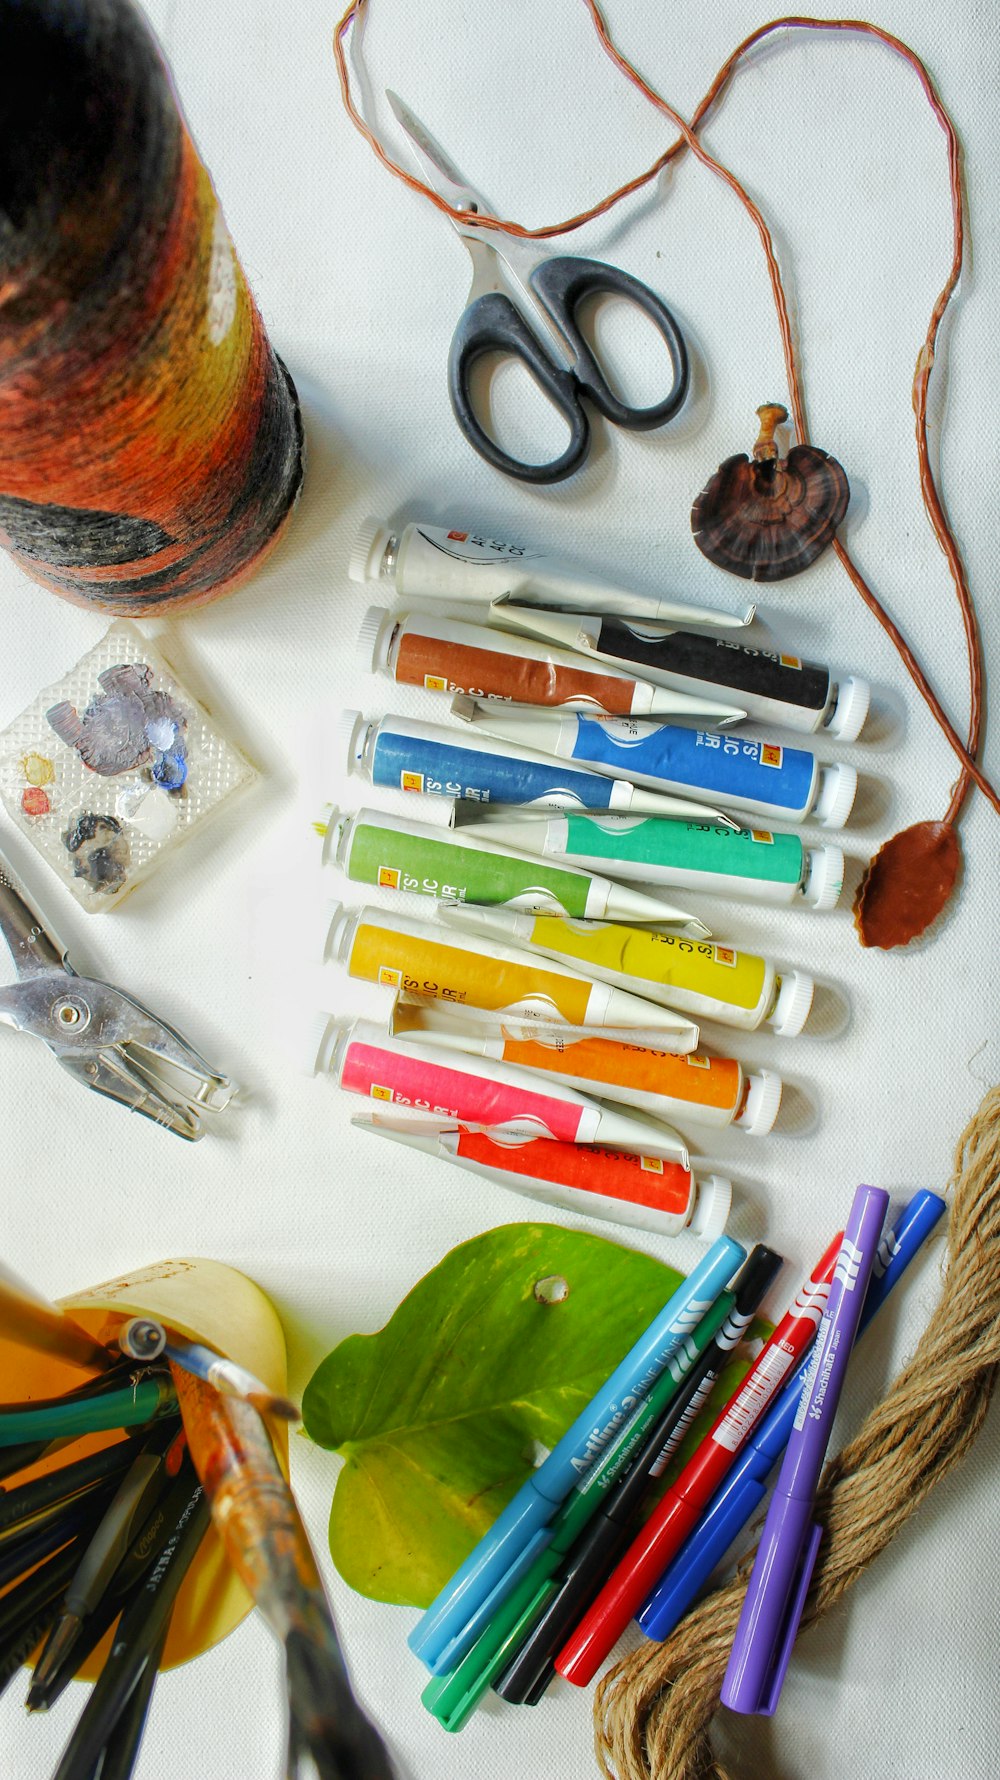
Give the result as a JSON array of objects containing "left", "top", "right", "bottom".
[{"left": 720, "top": 1183, "right": 890, "bottom": 1715}]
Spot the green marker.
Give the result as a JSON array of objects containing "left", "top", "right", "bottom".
[
  {"left": 421, "top": 1284, "right": 735, "bottom": 1731},
  {"left": 318, "top": 805, "right": 708, "bottom": 929},
  {"left": 454, "top": 809, "right": 844, "bottom": 909}
]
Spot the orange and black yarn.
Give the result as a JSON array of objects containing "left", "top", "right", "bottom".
[{"left": 0, "top": 0, "right": 304, "bottom": 614}]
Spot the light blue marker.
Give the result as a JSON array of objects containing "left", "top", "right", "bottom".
[
  {"left": 636, "top": 1189, "right": 946, "bottom": 1643},
  {"left": 408, "top": 1232, "right": 746, "bottom": 1675},
  {"left": 452, "top": 698, "right": 858, "bottom": 828},
  {"left": 342, "top": 710, "right": 732, "bottom": 822}
]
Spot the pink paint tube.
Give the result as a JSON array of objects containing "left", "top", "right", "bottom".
[{"left": 304, "top": 1014, "right": 690, "bottom": 1163}]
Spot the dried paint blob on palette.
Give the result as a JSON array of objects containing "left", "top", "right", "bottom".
[{"left": 0, "top": 621, "right": 257, "bottom": 910}]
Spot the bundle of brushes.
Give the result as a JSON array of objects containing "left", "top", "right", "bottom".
[{"left": 0, "top": 1269, "right": 393, "bottom": 1780}]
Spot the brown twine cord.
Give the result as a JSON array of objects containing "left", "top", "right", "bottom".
[
  {"left": 332, "top": 5, "right": 1000, "bottom": 824},
  {"left": 593, "top": 1081, "right": 1000, "bottom": 1780}
]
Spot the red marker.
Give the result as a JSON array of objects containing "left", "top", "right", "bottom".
[{"left": 554, "top": 1230, "right": 843, "bottom": 1686}]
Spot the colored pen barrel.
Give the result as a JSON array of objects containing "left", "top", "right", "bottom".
[
  {"left": 437, "top": 903, "right": 815, "bottom": 1037},
  {"left": 342, "top": 707, "right": 733, "bottom": 821},
  {"left": 360, "top": 605, "right": 745, "bottom": 719},
  {"left": 49, "top": 1473, "right": 210, "bottom": 1780},
  {"left": 453, "top": 700, "right": 857, "bottom": 827},
  {"left": 488, "top": 605, "right": 870, "bottom": 740},
  {"left": 393, "top": 1004, "right": 782, "bottom": 1136},
  {"left": 29, "top": 1429, "right": 176, "bottom": 1700},
  {"left": 722, "top": 1184, "right": 890, "bottom": 1715},
  {"left": 320, "top": 804, "right": 710, "bottom": 929},
  {"left": 306, "top": 1015, "right": 692, "bottom": 1163},
  {"left": 354, "top": 1120, "right": 732, "bottom": 1241},
  {"left": 349, "top": 515, "right": 750, "bottom": 627},
  {"left": 424, "top": 1282, "right": 743, "bottom": 1726},
  {"left": 638, "top": 1189, "right": 947, "bottom": 1642},
  {"left": 554, "top": 1232, "right": 843, "bottom": 1685},
  {"left": 321, "top": 901, "right": 698, "bottom": 1044},
  {"left": 495, "top": 1245, "right": 783, "bottom": 1706},
  {"left": 408, "top": 1234, "right": 746, "bottom": 1675},
  {"left": 453, "top": 810, "right": 845, "bottom": 910}
]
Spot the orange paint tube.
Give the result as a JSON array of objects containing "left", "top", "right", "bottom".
[{"left": 393, "top": 1005, "right": 782, "bottom": 1135}]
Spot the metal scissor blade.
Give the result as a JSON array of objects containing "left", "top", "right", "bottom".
[
  {"left": 385, "top": 88, "right": 572, "bottom": 370},
  {"left": 385, "top": 89, "right": 490, "bottom": 217}
]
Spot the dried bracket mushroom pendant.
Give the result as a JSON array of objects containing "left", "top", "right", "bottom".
[{"left": 691, "top": 404, "right": 850, "bottom": 581}]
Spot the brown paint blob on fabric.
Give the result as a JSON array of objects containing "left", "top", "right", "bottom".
[{"left": 854, "top": 821, "right": 961, "bottom": 948}]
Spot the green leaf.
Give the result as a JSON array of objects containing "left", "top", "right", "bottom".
[{"left": 304, "top": 1223, "right": 767, "bottom": 1608}]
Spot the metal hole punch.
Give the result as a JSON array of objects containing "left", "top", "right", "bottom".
[{"left": 0, "top": 852, "right": 238, "bottom": 1140}]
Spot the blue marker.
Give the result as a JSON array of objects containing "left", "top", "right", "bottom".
[
  {"left": 636, "top": 1189, "right": 945, "bottom": 1642},
  {"left": 408, "top": 1233, "right": 746, "bottom": 1675},
  {"left": 452, "top": 698, "right": 858, "bottom": 828},
  {"left": 342, "top": 710, "right": 737, "bottom": 823}
]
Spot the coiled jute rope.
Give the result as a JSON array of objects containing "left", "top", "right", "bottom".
[{"left": 594, "top": 1082, "right": 1000, "bottom": 1780}]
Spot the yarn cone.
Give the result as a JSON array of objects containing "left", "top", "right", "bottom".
[{"left": 0, "top": 0, "right": 304, "bottom": 614}]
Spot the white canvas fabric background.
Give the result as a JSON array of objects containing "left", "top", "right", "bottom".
[{"left": 1, "top": 2, "right": 998, "bottom": 1776}]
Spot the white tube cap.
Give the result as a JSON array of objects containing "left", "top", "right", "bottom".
[
  {"left": 349, "top": 516, "right": 392, "bottom": 584},
  {"left": 813, "top": 764, "right": 858, "bottom": 829},
  {"left": 767, "top": 970, "right": 815, "bottom": 1037},
  {"left": 356, "top": 604, "right": 394, "bottom": 674},
  {"left": 300, "top": 1011, "right": 338, "bottom": 1077},
  {"left": 803, "top": 844, "right": 844, "bottom": 910},
  {"left": 734, "top": 1069, "right": 783, "bottom": 1135},
  {"left": 316, "top": 898, "right": 360, "bottom": 966},
  {"left": 689, "top": 1172, "right": 733, "bottom": 1240},
  {"left": 826, "top": 675, "right": 870, "bottom": 741},
  {"left": 339, "top": 709, "right": 367, "bottom": 774},
  {"left": 316, "top": 802, "right": 342, "bottom": 870}
]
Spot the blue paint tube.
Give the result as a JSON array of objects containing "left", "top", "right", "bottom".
[
  {"left": 342, "top": 711, "right": 735, "bottom": 823},
  {"left": 450, "top": 700, "right": 858, "bottom": 828}
]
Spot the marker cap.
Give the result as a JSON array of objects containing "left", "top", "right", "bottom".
[
  {"left": 767, "top": 971, "right": 814, "bottom": 1038},
  {"left": 734, "top": 1069, "right": 782, "bottom": 1135},
  {"left": 812, "top": 763, "right": 858, "bottom": 829},
  {"left": 689, "top": 1172, "right": 733, "bottom": 1240},
  {"left": 349, "top": 516, "right": 392, "bottom": 585},
  {"left": 339, "top": 709, "right": 368, "bottom": 773},
  {"left": 720, "top": 1492, "right": 822, "bottom": 1715},
  {"left": 356, "top": 604, "right": 394, "bottom": 674},
  {"left": 802, "top": 844, "right": 844, "bottom": 910},
  {"left": 825, "top": 675, "right": 870, "bottom": 741}
]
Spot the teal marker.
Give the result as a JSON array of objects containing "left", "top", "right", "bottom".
[
  {"left": 453, "top": 810, "right": 844, "bottom": 909},
  {"left": 421, "top": 1286, "right": 736, "bottom": 1730}
]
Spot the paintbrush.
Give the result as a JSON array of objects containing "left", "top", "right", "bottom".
[
  {"left": 119, "top": 1320, "right": 299, "bottom": 1422},
  {"left": 171, "top": 1367, "right": 394, "bottom": 1780}
]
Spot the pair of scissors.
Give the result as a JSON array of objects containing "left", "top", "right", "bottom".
[
  {"left": 0, "top": 853, "right": 236, "bottom": 1139},
  {"left": 388, "top": 92, "right": 689, "bottom": 484}
]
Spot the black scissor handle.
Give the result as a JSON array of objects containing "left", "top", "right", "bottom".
[
  {"left": 531, "top": 256, "right": 689, "bottom": 431},
  {"left": 448, "top": 291, "right": 590, "bottom": 484}
]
